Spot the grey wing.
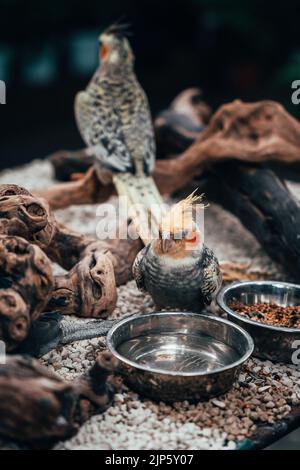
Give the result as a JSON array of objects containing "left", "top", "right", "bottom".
[
  {"left": 132, "top": 247, "right": 147, "bottom": 292},
  {"left": 74, "top": 90, "right": 134, "bottom": 173},
  {"left": 199, "top": 249, "right": 222, "bottom": 304},
  {"left": 132, "top": 88, "right": 156, "bottom": 175}
]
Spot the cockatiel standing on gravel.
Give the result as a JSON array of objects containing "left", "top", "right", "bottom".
[
  {"left": 75, "top": 23, "right": 163, "bottom": 243},
  {"left": 133, "top": 193, "right": 222, "bottom": 311}
]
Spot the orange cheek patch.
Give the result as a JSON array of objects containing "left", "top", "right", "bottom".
[
  {"left": 187, "top": 233, "right": 200, "bottom": 245},
  {"left": 100, "top": 45, "right": 109, "bottom": 60}
]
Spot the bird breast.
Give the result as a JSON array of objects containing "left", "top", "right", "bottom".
[{"left": 143, "top": 251, "right": 202, "bottom": 305}]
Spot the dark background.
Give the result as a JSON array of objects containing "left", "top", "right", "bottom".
[{"left": 0, "top": 0, "right": 300, "bottom": 169}]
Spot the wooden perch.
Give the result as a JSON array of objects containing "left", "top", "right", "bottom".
[
  {"left": 40, "top": 95, "right": 300, "bottom": 210},
  {"left": 49, "top": 149, "right": 95, "bottom": 182},
  {"left": 0, "top": 352, "right": 119, "bottom": 446},
  {"left": 49, "top": 88, "right": 211, "bottom": 182}
]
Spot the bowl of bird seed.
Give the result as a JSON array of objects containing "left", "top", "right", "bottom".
[{"left": 217, "top": 281, "right": 300, "bottom": 363}]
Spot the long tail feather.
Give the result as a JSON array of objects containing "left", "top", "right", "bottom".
[{"left": 113, "top": 173, "right": 166, "bottom": 245}]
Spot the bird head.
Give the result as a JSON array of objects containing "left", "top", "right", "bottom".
[
  {"left": 99, "top": 22, "right": 134, "bottom": 69},
  {"left": 155, "top": 191, "right": 206, "bottom": 257}
]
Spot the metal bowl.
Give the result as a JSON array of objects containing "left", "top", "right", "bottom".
[
  {"left": 217, "top": 281, "right": 300, "bottom": 363},
  {"left": 107, "top": 311, "right": 253, "bottom": 402}
]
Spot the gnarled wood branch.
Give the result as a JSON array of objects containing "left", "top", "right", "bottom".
[
  {"left": 0, "top": 355, "right": 78, "bottom": 443},
  {"left": 40, "top": 95, "right": 300, "bottom": 209},
  {"left": 48, "top": 88, "right": 210, "bottom": 182},
  {"left": 0, "top": 184, "right": 56, "bottom": 250},
  {"left": 0, "top": 289, "right": 30, "bottom": 352},
  {"left": 0, "top": 235, "right": 54, "bottom": 320},
  {"left": 202, "top": 162, "right": 300, "bottom": 279},
  {"left": 0, "top": 188, "right": 117, "bottom": 329},
  {"left": 0, "top": 183, "right": 142, "bottom": 285},
  {"left": 47, "top": 250, "right": 117, "bottom": 318},
  {"left": 0, "top": 235, "right": 54, "bottom": 351},
  {"left": 0, "top": 352, "right": 120, "bottom": 446}
]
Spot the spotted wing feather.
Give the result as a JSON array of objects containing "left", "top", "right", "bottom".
[
  {"left": 132, "top": 246, "right": 148, "bottom": 292},
  {"left": 75, "top": 89, "right": 134, "bottom": 173},
  {"left": 199, "top": 247, "right": 222, "bottom": 304}
]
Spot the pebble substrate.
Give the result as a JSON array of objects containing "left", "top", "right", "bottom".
[{"left": 1, "top": 160, "right": 300, "bottom": 450}]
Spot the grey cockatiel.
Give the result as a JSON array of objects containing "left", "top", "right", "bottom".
[
  {"left": 133, "top": 193, "right": 222, "bottom": 311},
  {"left": 75, "top": 23, "right": 164, "bottom": 243}
]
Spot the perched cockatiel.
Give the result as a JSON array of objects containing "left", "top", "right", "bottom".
[
  {"left": 133, "top": 193, "right": 222, "bottom": 311},
  {"left": 75, "top": 23, "right": 164, "bottom": 243}
]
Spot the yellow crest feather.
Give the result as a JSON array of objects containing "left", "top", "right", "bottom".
[{"left": 160, "top": 190, "right": 206, "bottom": 234}]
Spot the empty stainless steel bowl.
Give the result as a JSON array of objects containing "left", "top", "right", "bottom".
[
  {"left": 107, "top": 311, "right": 254, "bottom": 402},
  {"left": 217, "top": 281, "right": 300, "bottom": 363}
]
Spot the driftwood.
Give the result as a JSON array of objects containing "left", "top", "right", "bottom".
[
  {"left": 0, "top": 352, "right": 120, "bottom": 445},
  {"left": 0, "top": 181, "right": 142, "bottom": 350},
  {"left": 0, "top": 289, "right": 30, "bottom": 352},
  {"left": 0, "top": 236, "right": 54, "bottom": 320},
  {"left": 204, "top": 163, "right": 300, "bottom": 278},
  {"left": 0, "top": 183, "right": 143, "bottom": 351},
  {"left": 160, "top": 93, "right": 300, "bottom": 277},
  {"left": 0, "top": 236, "right": 54, "bottom": 319},
  {"left": 45, "top": 221, "right": 142, "bottom": 285},
  {"left": 46, "top": 251, "right": 117, "bottom": 318},
  {"left": 0, "top": 235, "right": 54, "bottom": 351},
  {"left": 0, "top": 184, "right": 56, "bottom": 251},
  {"left": 49, "top": 88, "right": 211, "bottom": 181},
  {"left": 0, "top": 183, "right": 141, "bottom": 284},
  {"left": 50, "top": 150, "right": 95, "bottom": 182},
  {"left": 74, "top": 350, "right": 122, "bottom": 422},
  {"left": 158, "top": 92, "right": 300, "bottom": 277},
  {"left": 0, "top": 183, "right": 144, "bottom": 330},
  {"left": 40, "top": 94, "right": 300, "bottom": 210},
  {"left": 155, "top": 88, "right": 211, "bottom": 158}
]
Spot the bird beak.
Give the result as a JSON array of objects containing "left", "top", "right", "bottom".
[{"left": 161, "top": 234, "right": 173, "bottom": 253}]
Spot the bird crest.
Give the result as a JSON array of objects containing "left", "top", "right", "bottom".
[
  {"left": 102, "top": 19, "right": 132, "bottom": 38},
  {"left": 160, "top": 190, "right": 206, "bottom": 236}
]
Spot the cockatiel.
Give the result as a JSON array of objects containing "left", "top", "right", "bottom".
[
  {"left": 133, "top": 193, "right": 222, "bottom": 311},
  {"left": 75, "top": 23, "right": 164, "bottom": 243}
]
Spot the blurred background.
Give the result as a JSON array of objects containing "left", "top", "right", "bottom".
[{"left": 0, "top": 0, "right": 300, "bottom": 169}]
